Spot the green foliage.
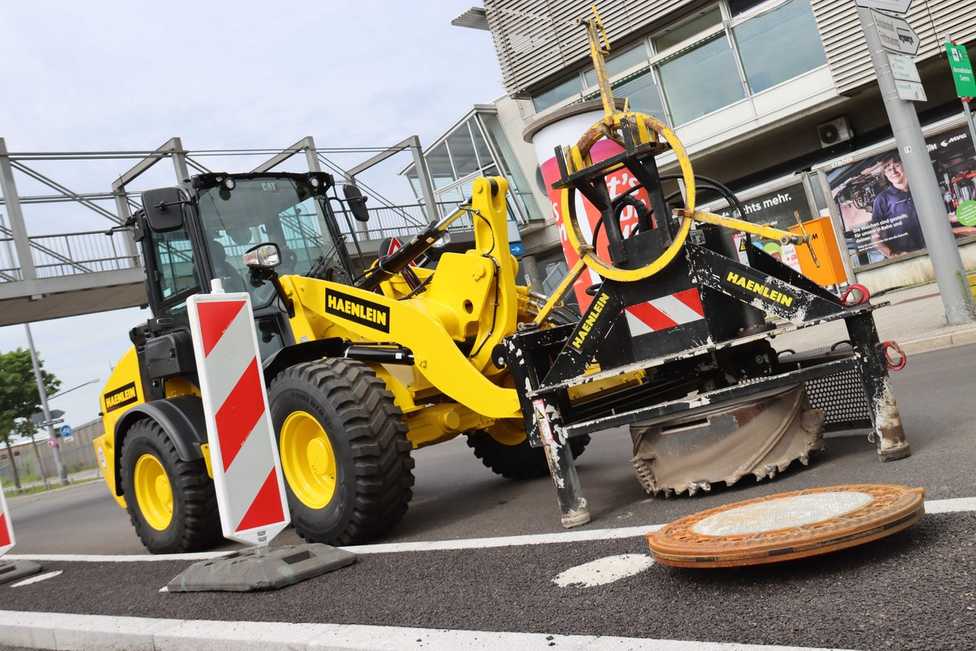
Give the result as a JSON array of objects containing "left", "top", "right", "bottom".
[{"left": 0, "top": 348, "right": 61, "bottom": 444}]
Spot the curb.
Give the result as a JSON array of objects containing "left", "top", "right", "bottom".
[
  {"left": 0, "top": 610, "right": 848, "bottom": 651},
  {"left": 897, "top": 326, "right": 976, "bottom": 356},
  {"left": 6, "top": 477, "right": 101, "bottom": 501}
]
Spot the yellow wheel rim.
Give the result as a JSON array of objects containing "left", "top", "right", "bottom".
[
  {"left": 280, "top": 410, "right": 337, "bottom": 509},
  {"left": 560, "top": 110, "right": 696, "bottom": 283},
  {"left": 133, "top": 453, "right": 173, "bottom": 531}
]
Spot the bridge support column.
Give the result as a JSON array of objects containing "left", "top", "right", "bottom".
[{"left": 0, "top": 138, "right": 36, "bottom": 283}]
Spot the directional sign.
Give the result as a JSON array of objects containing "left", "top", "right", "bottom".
[
  {"left": 945, "top": 41, "right": 976, "bottom": 98},
  {"left": 888, "top": 52, "right": 921, "bottom": 83},
  {"left": 895, "top": 78, "right": 927, "bottom": 102},
  {"left": 855, "top": 0, "right": 911, "bottom": 14},
  {"left": 872, "top": 10, "right": 919, "bottom": 55},
  {"left": 29, "top": 409, "right": 64, "bottom": 427}
]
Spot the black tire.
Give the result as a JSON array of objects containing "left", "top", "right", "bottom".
[
  {"left": 466, "top": 431, "right": 590, "bottom": 480},
  {"left": 269, "top": 359, "right": 414, "bottom": 545},
  {"left": 119, "top": 418, "right": 221, "bottom": 554}
]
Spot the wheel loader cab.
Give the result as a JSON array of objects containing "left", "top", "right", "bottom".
[{"left": 136, "top": 172, "right": 354, "bottom": 360}]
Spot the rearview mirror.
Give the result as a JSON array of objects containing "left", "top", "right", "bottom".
[
  {"left": 342, "top": 184, "right": 370, "bottom": 222},
  {"left": 141, "top": 187, "right": 187, "bottom": 232},
  {"left": 242, "top": 242, "right": 281, "bottom": 270}
]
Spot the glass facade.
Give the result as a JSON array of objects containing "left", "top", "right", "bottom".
[
  {"left": 529, "top": 0, "right": 827, "bottom": 128},
  {"left": 404, "top": 111, "right": 540, "bottom": 224},
  {"left": 733, "top": 0, "right": 827, "bottom": 93},
  {"left": 658, "top": 34, "right": 745, "bottom": 124}
]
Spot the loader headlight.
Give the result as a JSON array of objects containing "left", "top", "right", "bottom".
[{"left": 242, "top": 242, "right": 281, "bottom": 269}]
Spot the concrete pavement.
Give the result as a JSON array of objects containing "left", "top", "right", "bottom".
[{"left": 773, "top": 282, "right": 976, "bottom": 355}]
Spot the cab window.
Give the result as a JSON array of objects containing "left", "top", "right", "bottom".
[{"left": 152, "top": 227, "right": 198, "bottom": 312}]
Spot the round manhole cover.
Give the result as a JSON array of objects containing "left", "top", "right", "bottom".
[{"left": 647, "top": 484, "right": 925, "bottom": 568}]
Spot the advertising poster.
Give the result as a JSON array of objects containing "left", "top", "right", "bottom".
[
  {"left": 538, "top": 139, "right": 652, "bottom": 310},
  {"left": 717, "top": 182, "right": 812, "bottom": 271},
  {"left": 826, "top": 125, "right": 976, "bottom": 267}
]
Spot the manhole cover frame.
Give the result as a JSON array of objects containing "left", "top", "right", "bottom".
[{"left": 647, "top": 484, "right": 925, "bottom": 568}]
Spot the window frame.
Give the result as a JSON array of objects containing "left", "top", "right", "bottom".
[{"left": 527, "top": 0, "right": 824, "bottom": 129}]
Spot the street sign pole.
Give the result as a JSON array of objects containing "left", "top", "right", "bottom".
[
  {"left": 24, "top": 324, "right": 69, "bottom": 485},
  {"left": 858, "top": 7, "right": 975, "bottom": 325},
  {"left": 964, "top": 98, "right": 976, "bottom": 159}
]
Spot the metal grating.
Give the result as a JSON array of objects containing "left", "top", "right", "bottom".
[
  {"left": 804, "top": 366, "right": 872, "bottom": 432},
  {"left": 484, "top": 0, "right": 695, "bottom": 96}
]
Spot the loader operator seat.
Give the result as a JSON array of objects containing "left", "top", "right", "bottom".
[{"left": 209, "top": 239, "right": 247, "bottom": 293}]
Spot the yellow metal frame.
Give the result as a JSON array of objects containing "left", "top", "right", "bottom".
[
  {"left": 690, "top": 210, "right": 810, "bottom": 246},
  {"left": 559, "top": 111, "right": 696, "bottom": 283}
]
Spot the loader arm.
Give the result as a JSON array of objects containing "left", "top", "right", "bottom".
[{"left": 282, "top": 274, "right": 521, "bottom": 419}]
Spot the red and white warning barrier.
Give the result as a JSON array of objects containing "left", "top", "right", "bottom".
[
  {"left": 0, "top": 483, "right": 14, "bottom": 556},
  {"left": 624, "top": 288, "right": 705, "bottom": 336},
  {"left": 187, "top": 286, "right": 290, "bottom": 546}
]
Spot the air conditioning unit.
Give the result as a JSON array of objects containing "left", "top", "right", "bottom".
[{"left": 817, "top": 117, "right": 853, "bottom": 148}]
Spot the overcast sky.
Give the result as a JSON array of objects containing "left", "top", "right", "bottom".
[{"left": 0, "top": 1, "right": 502, "bottom": 430}]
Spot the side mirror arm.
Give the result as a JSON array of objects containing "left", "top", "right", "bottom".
[{"left": 248, "top": 267, "right": 294, "bottom": 318}]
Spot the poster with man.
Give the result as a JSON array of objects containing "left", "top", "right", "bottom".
[{"left": 827, "top": 125, "right": 976, "bottom": 266}]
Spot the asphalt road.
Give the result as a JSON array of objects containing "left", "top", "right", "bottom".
[
  {"left": 7, "top": 344, "right": 976, "bottom": 555},
  {"left": 2, "top": 345, "right": 976, "bottom": 649},
  {"left": 2, "top": 513, "right": 975, "bottom": 650}
]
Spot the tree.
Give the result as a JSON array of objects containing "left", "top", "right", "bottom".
[
  {"left": 0, "top": 349, "right": 61, "bottom": 491},
  {"left": 0, "top": 409, "right": 19, "bottom": 490}
]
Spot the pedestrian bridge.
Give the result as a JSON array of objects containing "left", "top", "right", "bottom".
[{"left": 0, "top": 136, "right": 471, "bottom": 326}]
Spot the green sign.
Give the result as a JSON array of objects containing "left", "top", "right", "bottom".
[
  {"left": 945, "top": 41, "right": 976, "bottom": 98},
  {"left": 957, "top": 200, "right": 976, "bottom": 227}
]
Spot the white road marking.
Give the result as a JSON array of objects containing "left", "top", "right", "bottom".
[
  {"left": 553, "top": 553, "right": 655, "bottom": 588},
  {"left": 0, "top": 609, "right": 856, "bottom": 650},
  {"left": 8, "top": 570, "right": 62, "bottom": 587},
  {"left": 5, "top": 495, "right": 971, "bottom": 563}
]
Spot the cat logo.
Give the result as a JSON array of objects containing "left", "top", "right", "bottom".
[
  {"left": 103, "top": 382, "right": 138, "bottom": 412},
  {"left": 325, "top": 289, "right": 391, "bottom": 333}
]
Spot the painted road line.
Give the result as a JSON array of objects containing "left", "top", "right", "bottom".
[
  {"left": 8, "top": 570, "right": 62, "bottom": 588},
  {"left": 553, "top": 553, "right": 655, "bottom": 588},
  {"left": 6, "top": 494, "right": 973, "bottom": 563},
  {"left": 0, "top": 609, "right": 855, "bottom": 651}
]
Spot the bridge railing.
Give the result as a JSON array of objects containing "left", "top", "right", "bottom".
[{"left": 0, "top": 229, "right": 138, "bottom": 282}]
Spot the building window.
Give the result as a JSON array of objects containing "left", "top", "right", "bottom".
[
  {"left": 612, "top": 70, "right": 668, "bottom": 123},
  {"left": 653, "top": 5, "right": 723, "bottom": 51},
  {"left": 657, "top": 35, "right": 746, "bottom": 125},
  {"left": 733, "top": 0, "right": 827, "bottom": 93},
  {"left": 532, "top": 75, "right": 582, "bottom": 113},
  {"left": 525, "top": 0, "right": 827, "bottom": 130},
  {"left": 446, "top": 125, "right": 480, "bottom": 177},
  {"left": 426, "top": 142, "right": 454, "bottom": 189},
  {"left": 583, "top": 45, "right": 649, "bottom": 88}
]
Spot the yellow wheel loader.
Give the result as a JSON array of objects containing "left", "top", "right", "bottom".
[
  {"left": 94, "top": 13, "right": 908, "bottom": 554},
  {"left": 94, "top": 171, "right": 587, "bottom": 553}
]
